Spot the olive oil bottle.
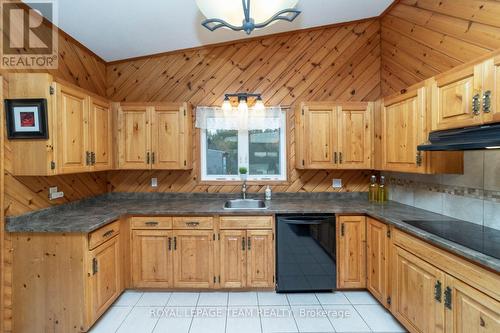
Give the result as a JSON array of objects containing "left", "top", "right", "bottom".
[
  {"left": 369, "top": 175, "right": 378, "bottom": 202},
  {"left": 378, "top": 176, "right": 388, "bottom": 203}
]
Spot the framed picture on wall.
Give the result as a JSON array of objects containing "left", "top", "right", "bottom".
[{"left": 5, "top": 98, "right": 49, "bottom": 139}]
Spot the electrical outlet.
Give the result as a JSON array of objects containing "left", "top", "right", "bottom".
[
  {"left": 48, "top": 186, "right": 64, "bottom": 200},
  {"left": 332, "top": 179, "right": 343, "bottom": 189},
  {"left": 151, "top": 178, "right": 158, "bottom": 188}
]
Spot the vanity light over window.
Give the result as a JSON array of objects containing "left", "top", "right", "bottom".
[{"left": 196, "top": 98, "right": 286, "bottom": 182}]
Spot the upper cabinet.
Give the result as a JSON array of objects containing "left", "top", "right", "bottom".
[
  {"left": 296, "top": 102, "right": 373, "bottom": 170},
  {"left": 7, "top": 73, "right": 113, "bottom": 176},
  {"left": 117, "top": 103, "right": 192, "bottom": 170},
  {"left": 431, "top": 56, "right": 500, "bottom": 131},
  {"left": 382, "top": 83, "right": 463, "bottom": 174}
]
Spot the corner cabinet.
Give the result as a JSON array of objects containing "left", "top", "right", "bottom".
[
  {"left": 296, "top": 102, "right": 373, "bottom": 170},
  {"left": 337, "top": 215, "right": 366, "bottom": 289},
  {"left": 117, "top": 102, "right": 192, "bottom": 170},
  {"left": 7, "top": 73, "right": 113, "bottom": 175},
  {"left": 382, "top": 83, "right": 463, "bottom": 174}
]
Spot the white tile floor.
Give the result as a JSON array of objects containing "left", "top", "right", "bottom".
[{"left": 90, "top": 290, "right": 407, "bottom": 333}]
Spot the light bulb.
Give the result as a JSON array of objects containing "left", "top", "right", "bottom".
[
  {"left": 238, "top": 99, "right": 248, "bottom": 113},
  {"left": 221, "top": 98, "right": 232, "bottom": 112},
  {"left": 254, "top": 98, "right": 265, "bottom": 112}
]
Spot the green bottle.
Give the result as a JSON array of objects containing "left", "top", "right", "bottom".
[
  {"left": 369, "top": 175, "right": 378, "bottom": 202},
  {"left": 378, "top": 176, "right": 388, "bottom": 203}
]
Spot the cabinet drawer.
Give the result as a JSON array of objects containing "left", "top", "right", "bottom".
[
  {"left": 130, "top": 216, "right": 173, "bottom": 229},
  {"left": 220, "top": 216, "right": 273, "bottom": 229},
  {"left": 173, "top": 217, "right": 213, "bottom": 229},
  {"left": 88, "top": 220, "right": 120, "bottom": 250}
]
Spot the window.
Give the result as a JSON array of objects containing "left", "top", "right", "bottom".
[{"left": 200, "top": 111, "right": 286, "bottom": 181}]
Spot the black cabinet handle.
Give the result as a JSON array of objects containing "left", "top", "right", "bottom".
[
  {"left": 434, "top": 280, "right": 442, "bottom": 303},
  {"left": 102, "top": 230, "right": 114, "bottom": 238},
  {"left": 242, "top": 237, "right": 246, "bottom": 251},
  {"left": 168, "top": 237, "right": 172, "bottom": 251},
  {"left": 145, "top": 221, "right": 159, "bottom": 226},
  {"left": 444, "top": 286, "right": 452, "bottom": 310},
  {"left": 247, "top": 237, "right": 251, "bottom": 250}
]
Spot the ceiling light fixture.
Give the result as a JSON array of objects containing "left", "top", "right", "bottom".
[
  {"left": 221, "top": 93, "right": 264, "bottom": 112},
  {"left": 196, "top": 0, "right": 301, "bottom": 35}
]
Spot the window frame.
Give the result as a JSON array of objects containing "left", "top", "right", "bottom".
[{"left": 200, "top": 111, "right": 287, "bottom": 182}]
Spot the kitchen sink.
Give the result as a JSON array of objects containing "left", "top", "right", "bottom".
[{"left": 223, "top": 199, "right": 268, "bottom": 210}]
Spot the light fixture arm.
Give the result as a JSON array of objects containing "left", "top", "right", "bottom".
[{"left": 200, "top": 0, "right": 301, "bottom": 35}]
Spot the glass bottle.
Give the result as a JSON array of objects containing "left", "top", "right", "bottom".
[
  {"left": 378, "top": 176, "right": 388, "bottom": 203},
  {"left": 369, "top": 175, "right": 378, "bottom": 202}
]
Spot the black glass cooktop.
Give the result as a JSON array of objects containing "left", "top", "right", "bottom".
[{"left": 403, "top": 219, "right": 500, "bottom": 260}]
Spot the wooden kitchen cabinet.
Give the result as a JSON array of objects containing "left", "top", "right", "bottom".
[
  {"left": 296, "top": 102, "right": 373, "bottom": 169},
  {"left": 220, "top": 230, "right": 247, "bottom": 288},
  {"left": 89, "top": 96, "right": 113, "bottom": 171},
  {"left": 219, "top": 217, "right": 275, "bottom": 289},
  {"left": 391, "top": 245, "right": 446, "bottom": 333},
  {"left": 87, "top": 235, "right": 121, "bottom": 324},
  {"left": 482, "top": 56, "right": 500, "bottom": 125},
  {"left": 366, "top": 218, "right": 389, "bottom": 307},
  {"left": 246, "top": 230, "right": 274, "bottom": 288},
  {"left": 117, "top": 102, "right": 192, "bottom": 170},
  {"left": 173, "top": 230, "right": 215, "bottom": 288},
  {"left": 382, "top": 83, "right": 463, "bottom": 174},
  {"left": 445, "top": 275, "right": 500, "bottom": 333},
  {"left": 337, "top": 215, "right": 366, "bottom": 289},
  {"left": 131, "top": 230, "right": 173, "bottom": 288},
  {"left": 7, "top": 73, "right": 113, "bottom": 175}
]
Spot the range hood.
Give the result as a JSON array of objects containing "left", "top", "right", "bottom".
[{"left": 418, "top": 123, "right": 500, "bottom": 151}]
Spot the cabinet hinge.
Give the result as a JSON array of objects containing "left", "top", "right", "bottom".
[
  {"left": 272, "top": 233, "right": 274, "bottom": 241},
  {"left": 387, "top": 229, "right": 391, "bottom": 238},
  {"left": 387, "top": 296, "right": 391, "bottom": 306},
  {"left": 92, "top": 258, "right": 98, "bottom": 275},
  {"left": 273, "top": 275, "right": 275, "bottom": 283},
  {"left": 49, "top": 86, "right": 55, "bottom": 95},
  {"left": 416, "top": 151, "right": 423, "bottom": 166},
  {"left": 50, "top": 161, "right": 56, "bottom": 170},
  {"left": 341, "top": 223, "right": 345, "bottom": 236}
]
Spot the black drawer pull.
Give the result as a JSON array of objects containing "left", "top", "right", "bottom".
[
  {"left": 145, "top": 221, "right": 159, "bottom": 226},
  {"left": 102, "top": 230, "right": 114, "bottom": 238},
  {"left": 186, "top": 221, "right": 200, "bottom": 227}
]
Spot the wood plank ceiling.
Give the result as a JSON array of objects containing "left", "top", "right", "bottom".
[{"left": 381, "top": 0, "right": 500, "bottom": 95}]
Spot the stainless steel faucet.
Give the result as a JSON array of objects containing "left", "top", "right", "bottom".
[{"left": 241, "top": 180, "right": 247, "bottom": 199}]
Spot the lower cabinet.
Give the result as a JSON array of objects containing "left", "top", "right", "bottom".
[
  {"left": 391, "top": 245, "right": 446, "bottom": 333},
  {"left": 172, "top": 230, "right": 215, "bottom": 288},
  {"left": 219, "top": 229, "right": 274, "bottom": 289},
  {"left": 131, "top": 230, "right": 173, "bottom": 288},
  {"left": 337, "top": 215, "right": 366, "bottom": 288},
  {"left": 130, "top": 216, "right": 274, "bottom": 290},
  {"left": 87, "top": 235, "right": 122, "bottom": 324},
  {"left": 366, "top": 217, "right": 389, "bottom": 306}
]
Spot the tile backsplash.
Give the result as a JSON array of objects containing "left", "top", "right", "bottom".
[{"left": 383, "top": 150, "right": 500, "bottom": 231}]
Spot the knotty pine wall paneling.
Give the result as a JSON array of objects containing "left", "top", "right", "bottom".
[
  {"left": 381, "top": 0, "right": 500, "bottom": 95},
  {"left": 106, "top": 19, "right": 382, "bottom": 194}
]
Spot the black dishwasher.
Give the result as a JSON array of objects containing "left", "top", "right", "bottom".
[{"left": 276, "top": 214, "right": 336, "bottom": 293}]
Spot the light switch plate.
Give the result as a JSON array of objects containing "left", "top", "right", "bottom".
[
  {"left": 151, "top": 178, "right": 158, "bottom": 188},
  {"left": 332, "top": 179, "right": 343, "bottom": 188}
]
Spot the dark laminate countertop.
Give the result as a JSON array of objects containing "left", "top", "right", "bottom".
[{"left": 5, "top": 192, "right": 500, "bottom": 273}]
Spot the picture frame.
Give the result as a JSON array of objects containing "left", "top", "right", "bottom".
[{"left": 5, "top": 98, "right": 49, "bottom": 139}]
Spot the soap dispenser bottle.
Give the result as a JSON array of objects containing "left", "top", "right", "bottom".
[{"left": 265, "top": 185, "right": 272, "bottom": 201}]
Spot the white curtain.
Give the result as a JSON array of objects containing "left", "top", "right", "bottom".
[{"left": 195, "top": 106, "right": 283, "bottom": 130}]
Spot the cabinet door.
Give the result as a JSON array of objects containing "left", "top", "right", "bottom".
[
  {"left": 88, "top": 236, "right": 121, "bottom": 323},
  {"left": 337, "top": 103, "right": 372, "bottom": 169},
  {"left": 89, "top": 97, "right": 112, "bottom": 171},
  {"left": 220, "top": 230, "right": 246, "bottom": 288},
  {"left": 432, "top": 64, "right": 483, "bottom": 131},
  {"left": 366, "top": 218, "right": 389, "bottom": 306},
  {"left": 391, "top": 245, "right": 445, "bottom": 333},
  {"left": 337, "top": 215, "right": 366, "bottom": 289},
  {"left": 482, "top": 57, "right": 500, "bottom": 125},
  {"left": 56, "top": 83, "right": 90, "bottom": 174},
  {"left": 173, "top": 230, "right": 214, "bottom": 288},
  {"left": 151, "top": 105, "right": 186, "bottom": 169},
  {"left": 445, "top": 276, "right": 500, "bottom": 333},
  {"left": 117, "top": 105, "right": 151, "bottom": 169},
  {"left": 383, "top": 87, "right": 427, "bottom": 173},
  {"left": 131, "top": 230, "right": 173, "bottom": 288},
  {"left": 302, "top": 104, "right": 337, "bottom": 169},
  {"left": 246, "top": 230, "right": 274, "bottom": 288}
]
